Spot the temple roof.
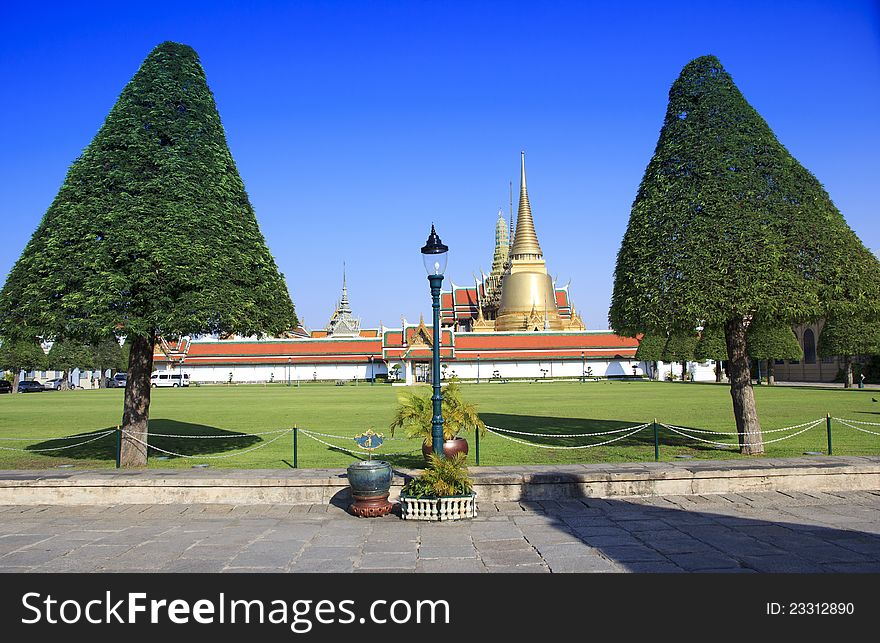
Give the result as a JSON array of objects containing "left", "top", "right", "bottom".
[{"left": 153, "top": 328, "right": 638, "bottom": 366}]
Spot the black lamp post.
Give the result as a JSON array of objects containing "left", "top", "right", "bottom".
[
  {"left": 581, "top": 351, "right": 585, "bottom": 383},
  {"left": 476, "top": 354, "right": 480, "bottom": 384},
  {"left": 287, "top": 357, "right": 291, "bottom": 387},
  {"left": 369, "top": 355, "right": 374, "bottom": 386},
  {"left": 421, "top": 224, "right": 448, "bottom": 457}
]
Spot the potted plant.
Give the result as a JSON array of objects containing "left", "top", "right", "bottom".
[
  {"left": 346, "top": 430, "right": 394, "bottom": 517},
  {"left": 389, "top": 378, "right": 486, "bottom": 462},
  {"left": 398, "top": 453, "right": 476, "bottom": 521}
]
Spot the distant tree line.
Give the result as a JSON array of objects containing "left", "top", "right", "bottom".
[{"left": 0, "top": 337, "right": 128, "bottom": 391}]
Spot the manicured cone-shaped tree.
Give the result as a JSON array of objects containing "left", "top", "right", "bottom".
[
  {"left": 0, "top": 338, "right": 47, "bottom": 392},
  {"left": 662, "top": 332, "right": 698, "bottom": 381},
  {"left": 695, "top": 327, "right": 727, "bottom": 382},
  {"left": 47, "top": 340, "right": 95, "bottom": 389},
  {"left": 818, "top": 316, "right": 880, "bottom": 388},
  {"left": 609, "top": 55, "right": 880, "bottom": 454},
  {"left": 747, "top": 322, "right": 803, "bottom": 385},
  {"left": 0, "top": 43, "right": 297, "bottom": 465},
  {"left": 635, "top": 333, "right": 666, "bottom": 380},
  {"left": 92, "top": 338, "right": 125, "bottom": 387}
]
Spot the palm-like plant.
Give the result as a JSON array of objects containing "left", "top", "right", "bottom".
[
  {"left": 401, "top": 453, "right": 473, "bottom": 498},
  {"left": 389, "top": 379, "right": 486, "bottom": 444}
]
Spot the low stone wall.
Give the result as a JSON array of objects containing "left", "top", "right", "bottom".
[{"left": 0, "top": 456, "right": 877, "bottom": 505}]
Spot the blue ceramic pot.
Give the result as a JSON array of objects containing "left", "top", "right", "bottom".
[{"left": 347, "top": 460, "right": 393, "bottom": 499}]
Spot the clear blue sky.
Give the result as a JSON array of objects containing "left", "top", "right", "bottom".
[{"left": 2, "top": 0, "right": 878, "bottom": 331}]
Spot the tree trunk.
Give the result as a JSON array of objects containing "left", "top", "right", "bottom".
[
  {"left": 681, "top": 361, "right": 687, "bottom": 382},
  {"left": 60, "top": 369, "right": 71, "bottom": 390},
  {"left": 120, "top": 333, "right": 154, "bottom": 467},
  {"left": 767, "top": 360, "right": 775, "bottom": 386},
  {"left": 653, "top": 361, "right": 659, "bottom": 381},
  {"left": 715, "top": 361, "right": 723, "bottom": 383},
  {"left": 843, "top": 357, "right": 852, "bottom": 388},
  {"left": 12, "top": 368, "right": 21, "bottom": 394},
  {"left": 724, "top": 317, "right": 764, "bottom": 455}
]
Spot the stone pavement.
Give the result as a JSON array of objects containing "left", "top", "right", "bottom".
[{"left": 1, "top": 489, "right": 879, "bottom": 573}]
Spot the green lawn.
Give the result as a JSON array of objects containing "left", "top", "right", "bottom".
[{"left": 0, "top": 380, "right": 878, "bottom": 469}]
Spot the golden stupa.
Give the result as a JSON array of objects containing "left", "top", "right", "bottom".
[{"left": 494, "top": 152, "right": 565, "bottom": 331}]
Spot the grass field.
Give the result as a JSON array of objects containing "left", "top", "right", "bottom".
[{"left": 0, "top": 380, "right": 878, "bottom": 470}]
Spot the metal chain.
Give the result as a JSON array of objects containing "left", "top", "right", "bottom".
[
  {"left": 663, "top": 421, "right": 823, "bottom": 447},
  {"left": 298, "top": 430, "right": 422, "bottom": 457},
  {"left": 485, "top": 423, "right": 650, "bottom": 438},
  {"left": 295, "top": 429, "right": 408, "bottom": 441},
  {"left": 485, "top": 426, "right": 648, "bottom": 449},
  {"left": 121, "top": 430, "right": 291, "bottom": 459},
  {"left": 660, "top": 419, "right": 825, "bottom": 436},
  {"left": 0, "top": 430, "right": 115, "bottom": 453},
  {"left": 833, "top": 417, "right": 880, "bottom": 427},
  {"left": 835, "top": 419, "right": 880, "bottom": 437},
  {"left": 0, "top": 428, "right": 118, "bottom": 441},
  {"left": 148, "top": 428, "right": 292, "bottom": 439}
]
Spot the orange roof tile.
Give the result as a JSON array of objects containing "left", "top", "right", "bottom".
[
  {"left": 183, "top": 340, "right": 382, "bottom": 358},
  {"left": 454, "top": 288, "right": 478, "bottom": 305},
  {"left": 455, "top": 333, "right": 638, "bottom": 351}
]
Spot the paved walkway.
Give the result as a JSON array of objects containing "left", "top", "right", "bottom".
[
  {"left": 772, "top": 380, "right": 880, "bottom": 390},
  {"left": 1, "top": 489, "right": 879, "bottom": 573}
]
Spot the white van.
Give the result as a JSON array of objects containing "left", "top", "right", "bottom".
[{"left": 150, "top": 372, "right": 190, "bottom": 388}]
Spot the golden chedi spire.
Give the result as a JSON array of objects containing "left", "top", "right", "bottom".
[
  {"left": 510, "top": 151, "right": 543, "bottom": 258},
  {"left": 495, "top": 151, "right": 564, "bottom": 332}
]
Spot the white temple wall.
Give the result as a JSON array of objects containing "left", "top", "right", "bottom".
[
  {"left": 167, "top": 362, "right": 388, "bottom": 384},
  {"left": 435, "top": 359, "right": 646, "bottom": 382},
  {"left": 654, "top": 360, "right": 719, "bottom": 382}
]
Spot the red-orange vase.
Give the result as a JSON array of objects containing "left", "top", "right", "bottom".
[{"left": 422, "top": 437, "right": 469, "bottom": 463}]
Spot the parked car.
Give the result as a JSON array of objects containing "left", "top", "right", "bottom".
[
  {"left": 107, "top": 373, "right": 128, "bottom": 388},
  {"left": 0, "top": 380, "right": 12, "bottom": 394},
  {"left": 44, "top": 378, "right": 66, "bottom": 390},
  {"left": 17, "top": 380, "right": 44, "bottom": 393},
  {"left": 150, "top": 372, "right": 190, "bottom": 388}
]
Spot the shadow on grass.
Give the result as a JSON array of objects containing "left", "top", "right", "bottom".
[
  {"left": 480, "top": 413, "right": 733, "bottom": 452},
  {"left": 27, "top": 419, "right": 263, "bottom": 461}
]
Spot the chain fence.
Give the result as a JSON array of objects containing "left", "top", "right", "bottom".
[{"left": 0, "top": 416, "right": 877, "bottom": 466}]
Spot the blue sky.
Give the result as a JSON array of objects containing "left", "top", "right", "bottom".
[{"left": 2, "top": 0, "right": 878, "bottom": 331}]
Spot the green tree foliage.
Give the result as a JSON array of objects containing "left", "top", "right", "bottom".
[
  {"left": 92, "top": 338, "right": 125, "bottom": 386},
  {"left": 747, "top": 321, "right": 802, "bottom": 385},
  {"left": 635, "top": 333, "right": 666, "bottom": 380},
  {"left": 0, "top": 42, "right": 297, "bottom": 464},
  {"left": 47, "top": 340, "right": 95, "bottom": 388},
  {"left": 609, "top": 55, "right": 880, "bottom": 453},
  {"left": 695, "top": 327, "right": 727, "bottom": 361},
  {"left": 818, "top": 315, "right": 880, "bottom": 388},
  {"left": 662, "top": 332, "right": 698, "bottom": 381},
  {"left": 120, "top": 340, "right": 130, "bottom": 372},
  {"left": 0, "top": 338, "right": 47, "bottom": 391},
  {"left": 695, "top": 326, "right": 728, "bottom": 382}
]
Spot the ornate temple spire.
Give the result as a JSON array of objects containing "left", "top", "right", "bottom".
[
  {"left": 510, "top": 151, "right": 543, "bottom": 259},
  {"left": 495, "top": 151, "right": 563, "bottom": 332},
  {"left": 325, "top": 262, "right": 360, "bottom": 336},
  {"left": 338, "top": 262, "right": 351, "bottom": 314},
  {"left": 490, "top": 208, "right": 510, "bottom": 275},
  {"left": 509, "top": 180, "right": 515, "bottom": 248}
]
